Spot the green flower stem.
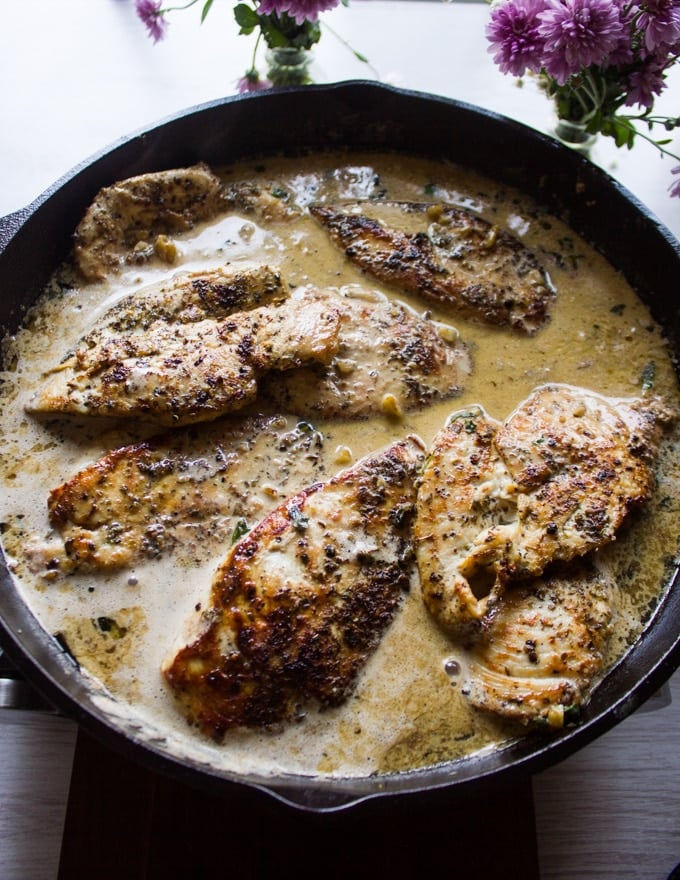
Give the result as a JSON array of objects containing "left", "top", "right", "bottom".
[
  {"left": 249, "top": 28, "right": 263, "bottom": 75},
  {"left": 161, "top": 0, "right": 203, "bottom": 13},
  {"left": 319, "top": 19, "right": 380, "bottom": 79},
  {"left": 616, "top": 116, "right": 680, "bottom": 163}
]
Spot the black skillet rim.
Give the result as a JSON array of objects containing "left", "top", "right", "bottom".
[{"left": 0, "top": 81, "right": 678, "bottom": 812}]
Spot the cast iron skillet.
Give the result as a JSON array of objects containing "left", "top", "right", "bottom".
[{"left": 1, "top": 81, "right": 679, "bottom": 813}]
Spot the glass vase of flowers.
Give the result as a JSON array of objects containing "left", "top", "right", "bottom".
[
  {"left": 135, "top": 0, "right": 368, "bottom": 91},
  {"left": 486, "top": 0, "right": 680, "bottom": 196}
]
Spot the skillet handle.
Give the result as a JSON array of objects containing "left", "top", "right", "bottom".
[
  {"left": 0, "top": 207, "right": 31, "bottom": 252},
  {"left": 0, "top": 647, "right": 58, "bottom": 712}
]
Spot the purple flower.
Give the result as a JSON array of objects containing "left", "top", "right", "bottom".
[
  {"left": 256, "top": 0, "right": 340, "bottom": 25},
  {"left": 637, "top": 0, "right": 680, "bottom": 50},
  {"left": 237, "top": 71, "right": 272, "bottom": 93},
  {"left": 625, "top": 56, "right": 667, "bottom": 107},
  {"left": 538, "top": 0, "right": 628, "bottom": 83},
  {"left": 670, "top": 164, "right": 680, "bottom": 197},
  {"left": 486, "top": 0, "right": 546, "bottom": 76},
  {"left": 607, "top": 2, "right": 638, "bottom": 65},
  {"left": 136, "top": 0, "right": 168, "bottom": 43}
]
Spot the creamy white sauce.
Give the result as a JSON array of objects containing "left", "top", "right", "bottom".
[{"left": 1, "top": 152, "right": 679, "bottom": 779}]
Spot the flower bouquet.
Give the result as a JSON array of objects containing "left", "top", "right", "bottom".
[
  {"left": 135, "top": 0, "right": 367, "bottom": 90},
  {"left": 486, "top": 0, "right": 680, "bottom": 195}
]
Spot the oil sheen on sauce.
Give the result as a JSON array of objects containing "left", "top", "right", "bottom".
[{"left": 1, "top": 151, "right": 679, "bottom": 779}]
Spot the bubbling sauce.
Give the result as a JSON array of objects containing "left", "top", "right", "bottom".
[{"left": 1, "top": 152, "right": 679, "bottom": 778}]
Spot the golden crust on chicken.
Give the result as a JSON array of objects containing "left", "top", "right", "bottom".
[
  {"left": 310, "top": 200, "right": 553, "bottom": 334},
  {"left": 462, "top": 562, "right": 614, "bottom": 728},
  {"left": 74, "top": 164, "right": 230, "bottom": 280},
  {"left": 265, "top": 287, "right": 471, "bottom": 420},
  {"left": 415, "top": 384, "right": 674, "bottom": 635},
  {"left": 164, "top": 437, "right": 424, "bottom": 737},
  {"left": 28, "top": 273, "right": 341, "bottom": 426},
  {"left": 42, "top": 415, "right": 328, "bottom": 574}
]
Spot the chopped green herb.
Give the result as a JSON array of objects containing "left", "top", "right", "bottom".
[
  {"left": 563, "top": 704, "right": 581, "bottom": 726},
  {"left": 231, "top": 519, "right": 249, "bottom": 545},
  {"left": 446, "top": 408, "right": 482, "bottom": 427},
  {"left": 641, "top": 360, "right": 656, "bottom": 390},
  {"left": 610, "top": 303, "right": 626, "bottom": 315},
  {"left": 287, "top": 503, "right": 309, "bottom": 531},
  {"left": 296, "top": 420, "right": 317, "bottom": 434},
  {"left": 424, "top": 182, "right": 437, "bottom": 196}
]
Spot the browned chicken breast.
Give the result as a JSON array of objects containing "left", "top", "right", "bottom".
[
  {"left": 309, "top": 200, "right": 553, "bottom": 334},
  {"left": 74, "top": 164, "right": 230, "bottom": 281},
  {"left": 79, "top": 263, "right": 289, "bottom": 332},
  {"left": 415, "top": 384, "right": 673, "bottom": 634},
  {"left": 41, "top": 415, "right": 328, "bottom": 574},
  {"left": 462, "top": 561, "right": 614, "bottom": 728},
  {"left": 28, "top": 276, "right": 341, "bottom": 426},
  {"left": 265, "top": 287, "right": 471, "bottom": 419},
  {"left": 164, "top": 437, "right": 425, "bottom": 737}
]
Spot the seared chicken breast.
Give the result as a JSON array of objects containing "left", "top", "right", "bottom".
[
  {"left": 462, "top": 561, "right": 614, "bottom": 728},
  {"left": 74, "top": 164, "right": 230, "bottom": 281},
  {"left": 265, "top": 287, "right": 471, "bottom": 419},
  {"left": 164, "top": 437, "right": 425, "bottom": 737},
  {"left": 310, "top": 201, "right": 553, "bottom": 334},
  {"left": 415, "top": 384, "right": 672, "bottom": 634},
  {"left": 42, "top": 415, "right": 328, "bottom": 574},
  {"left": 76, "top": 264, "right": 289, "bottom": 332},
  {"left": 28, "top": 278, "right": 341, "bottom": 426},
  {"left": 493, "top": 384, "right": 672, "bottom": 573}
]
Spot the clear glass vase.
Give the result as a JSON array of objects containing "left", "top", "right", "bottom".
[
  {"left": 553, "top": 117, "right": 597, "bottom": 155},
  {"left": 265, "top": 47, "right": 313, "bottom": 87}
]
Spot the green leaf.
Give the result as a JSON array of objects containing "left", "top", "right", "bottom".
[
  {"left": 602, "top": 116, "right": 636, "bottom": 150},
  {"left": 233, "top": 3, "right": 260, "bottom": 34},
  {"left": 260, "top": 18, "right": 290, "bottom": 48},
  {"left": 200, "top": 0, "right": 214, "bottom": 23}
]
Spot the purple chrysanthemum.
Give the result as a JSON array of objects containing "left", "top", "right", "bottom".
[
  {"left": 537, "top": 0, "right": 628, "bottom": 83},
  {"left": 486, "top": 0, "right": 546, "bottom": 76},
  {"left": 256, "top": 0, "right": 340, "bottom": 25},
  {"left": 625, "top": 55, "right": 667, "bottom": 106},
  {"left": 136, "top": 0, "right": 168, "bottom": 43},
  {"left": 607, "top": 1, "right": 638, "bottom": 65},
  {"left": 637, "top": 0, "right": 680, "bottom": 50},
  {"left": 237, "top": 71, "right": 272, "bottom": 93}
]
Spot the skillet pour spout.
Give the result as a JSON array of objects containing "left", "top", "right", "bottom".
[{"left": 0, "top": 81, "right": 679, "bottom": 810}]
